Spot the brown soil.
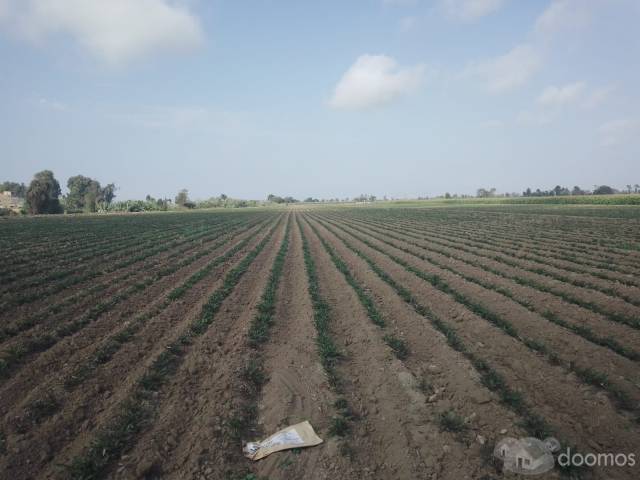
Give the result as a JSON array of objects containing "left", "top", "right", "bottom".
[
  {"left": 1, "top": 207, "right": 639, "bottom": 480},
  {"left": 0, "top": 219, "right": 279, "bottom": 479},
  {"left": 311, "top": 214, "right": 639, "bottom": 480}
]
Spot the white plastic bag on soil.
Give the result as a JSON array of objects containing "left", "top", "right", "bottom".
[{"left": 243, "top": 421, "right": 323, "bottom": 461}]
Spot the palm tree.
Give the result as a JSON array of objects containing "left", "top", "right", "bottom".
[
  {"left": 627, "top": 184, "right": 632, "bottom": 194},
  {"left": 635, "top": 184, "right": 640, "bottom": 194}
]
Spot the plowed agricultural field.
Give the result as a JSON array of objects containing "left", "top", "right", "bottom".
[{"left": 0, "top": 206, "right": 639, "bottom": 480}]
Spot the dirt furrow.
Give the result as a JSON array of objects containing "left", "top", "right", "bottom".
[
  {"left": 0, "top": 216, "right": 258, "bottom": 328},
  {"left": 0, "top": 227, "right": 278, "bottom": 479},
  {"left": 322, "top": 216, "right": 640, "bottom": 414},
  {"left": 312, "top": 213, "right": 639, "bottom": 480},
  {"left": 253, "top": 214, "right": 357, "bottom": 480},
  {"left": 333, "top": 216, "right": 640, "bottom": 359},
  {"left": 86, "top": 215, "right": 288, "bottom": 480},
  {"left": 301, "top": 216, "right": 491, "bottom": 480},
  {"left": 301, "top": 214, "right": 543, "bottom": 478},
  {"left": 0, "top": 217, "right": 278, "bottom": 421}
]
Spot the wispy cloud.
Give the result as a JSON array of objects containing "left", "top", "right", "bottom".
[
  {"left": 329, "top": 54, "right": 425, "bottom": 110},
  {"left": 583, "top": 85, "right": 614, "bottom": 109},
  {"left": 537, "top": 81, "right": 586, "bottom": 106},
  {"left": 534, "top": 0, "right": 593, "bottom": 39},
  {"left": 464, "top": 44, "right": 542, "bottom": 93},
  {"left": 443, "top": 0, "right": 506, "bottom": 22},
  {"left": 36, "top": 97, "right": 70, "bottom": 111},
  {"left": 535, "top": 82, "right": 614, "bottom": 110},
  {"left": 0, "top": 0, "right": 204, "bottom": 65},
  {"left": 599, "top": 119, "right": 638, "bottom": 147}
]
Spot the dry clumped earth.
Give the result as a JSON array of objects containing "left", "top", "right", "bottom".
[{"left": 0, "top": 205, "right": 638, "bottom": 479}]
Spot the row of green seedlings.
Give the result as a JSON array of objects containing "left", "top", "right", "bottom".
[
  {"left": 1, "top": 219, "right": 217, "bottom": 295},
  {"left": 397, "top": 216, "right": 640, "bottom": 284},
  {"left": 0, "top": 217, "right": 181, "bottom": 273},
  {"left": 317, "top": 218, "right": 638, "bottom": 416},
  {"left": 336, "top": 216, "right": 640, "bottom": 361},
  {"left": 1, "top": 225, "right": 167, "bottom": 288},
  {"left": 305, "top": 219, "right": 409, "bottom": 360},
  {"left": 306, "top": 218, "right": 479, "bottom": 460},
  {"left": 339, "top": 215, "right": 640, "bottom": 330},
  {"left": 15, "top": 219, "right": 278, "bottom": 439},
  {"left": 343, "top": 213, "right": 640, "bottom": 295},
  {"left": 13, "top": 218, "right": 277, "bottom": 436},
  {"left": 372, "top": 213, "right": 640, "bottom": 292},
  {"left": 227, "top": 218, "right": 291, "bottom": 455},
  {"left": 422, "top": 212, "right": 640, "bottom": 266},
  {"left": 65, "top": 219, "right": 281, "bottom": 480},
  {"left": 390, "top": 209, "right": 640, "bottom": 264},
  {"left": 1, "top": 216, "right": 247, "bottom": 309},
  {"left": 362, "top": 208, "right": 640, "bottom": 274},
  {"left": 0, "top": 218, "right": 273, "bottom": 380},
  {"left": 298, "top": 220, "right": 354, "bottom": 445},
  {"left": 0, "top": 216, "right": 264, "bottom": 342},
  {"left": 0, "top": 214, "right": 231, "bottom": 288},
  {"left": 317, "top": 217, "right": 587, "bottom": 477},
  {"left": 0, "top": 216, "right": 211, "bottom": 289},
  {"left": 355, "top": 209, "right": 640, "bottom": 273},
  {"left": 401, "top": 217, "right": 640, "bottom": 293},
  {"left": 0, "top": 217, "right": 263, "bottom": 345},
  {"left": 1, "top": 210, "right": 245, "bottom": 270},
  {"left": 63, "top": 219, "right": 276, "bottom": 391},
  {"left": 0, "top": 221, "right": 236, "bottom": 330}
]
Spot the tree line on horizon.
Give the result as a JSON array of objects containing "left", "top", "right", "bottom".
[
  {"left": 471, "top": 184, "right": 639, "bottom": 199},
  {"left": 1, "top": 171, "right": 115, "bottom": 215},
  {"left": 2, "top": 170, "right": 640, "bottom": 216}
]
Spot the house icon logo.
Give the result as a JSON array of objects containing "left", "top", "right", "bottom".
[{"left": 494, "top": 436, "right": 561, "bottom": 475}]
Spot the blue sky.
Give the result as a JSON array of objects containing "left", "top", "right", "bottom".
[{"left": 1, "top": 0, "right": 639, "bottom": 200}]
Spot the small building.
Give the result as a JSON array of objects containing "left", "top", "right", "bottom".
[{"left": 0, "top": 191, "right": 24, "bottom": 212}]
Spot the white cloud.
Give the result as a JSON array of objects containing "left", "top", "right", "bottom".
[
  {"left": 599, "top": 119, "right": 638, "bottom": 147},
  {"left": 465, "top": 44, "right": 542, "bottom": 93},
  {"left": 444, "top": 0, "right": 506, "bottom": 21},
  {"left": 0, "top": 0, "right": 204, "bottom": 65},
  {"left": 37, "top": 97, "right": 69, "bottom": 111},
  {"left": 329, "top": 55, "right": 425, "bottom": 110},
  {"left": 535, "top": 82, "right": 614, "bottom": 109},
  {"left": 535, "top": 0, "right": 593, "bottom": 38},
  {"left": 583, "top": 85, "right": 614, "bottom": 109},
  {"left": 537, "top": 81, "right": 586, "bottom": 106}
]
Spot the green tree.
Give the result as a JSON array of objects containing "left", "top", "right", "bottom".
[
  {"left": 593, "top": 185, "right": 615, "bottom": 195},
  {"left": 175, "top": 189, "right": 189, "bottom": 207},
  {"left": 26, "top": 170, "right": 63, "bottom": 214},
  {"left": 66, "top": 175, "right": 101, "bottom": 211},
  {"left": 98, "top": 183, "right": 116, "bottom": 207},
  {"left": 66, "top": 176, "right": 115, "bottom": 212}
]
